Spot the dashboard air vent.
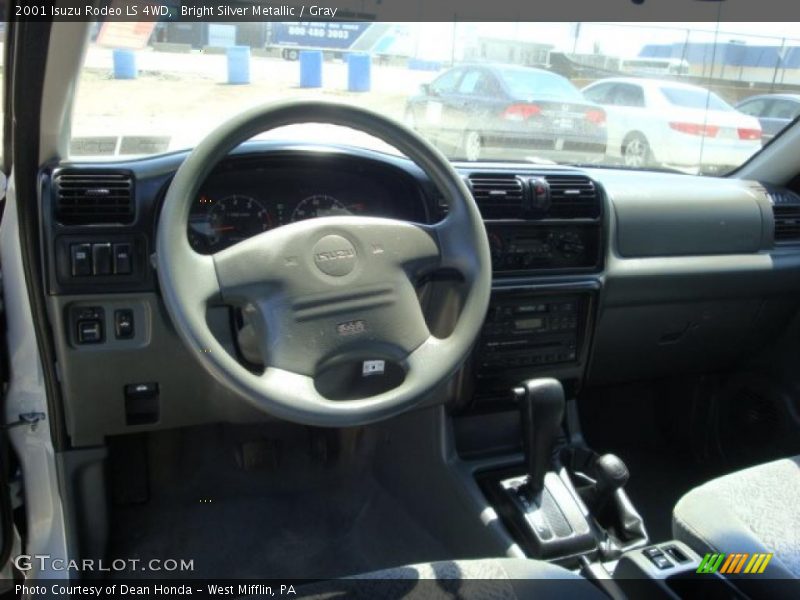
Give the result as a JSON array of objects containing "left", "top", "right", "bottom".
[
  {"left": 544, "top": 174, "right": 600, "bottom": 219},
  {"left": 54, "top": 171, "right": 134, "bottom": 225},
  {"left": 468, "top": 174, "right": 525, "bottom": 218},
  {"left": 773, "top": 205, "right": 800, "bottom": 244},
  {"left": 766, "top": 187, "right": 800, "bottom": 244}
]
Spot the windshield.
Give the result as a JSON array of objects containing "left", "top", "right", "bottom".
[{"left": 70, "top": 21, "right": 800, "bottom": 174}]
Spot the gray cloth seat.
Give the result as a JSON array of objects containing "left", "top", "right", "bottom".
[
  {"left": 673, "top": 455, "right": 800, "bottom": 597},
  {"left": 292, "top": 558, "right": 606, "bottom": 599}
]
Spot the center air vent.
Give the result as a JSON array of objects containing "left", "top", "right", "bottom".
[
  {"left": 544, "top": 174, "right": 600, "bottom": 219},
  {"left": 766, "top": 187, "right": 800, "bottom": 244},
  {"left": 468, "top": 174, "right": 525, "bottom": 219},
  {"left": 54, "top": 171, "right": 134, "bottom": 225}
]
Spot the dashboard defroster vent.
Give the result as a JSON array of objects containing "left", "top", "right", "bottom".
[
  {"left": 54, "top": 171, "right": 134, "bottom": 225},
  {"left": 767, "top": 187, "right": 800, "bottom": 245},
  {"left": 468, "top": 174, "right": 525, "bottom": 219},
  {"left": 544, "top": 174, "right": 600, "bottom": 219}
]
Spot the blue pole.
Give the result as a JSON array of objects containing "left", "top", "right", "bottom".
[
  {"left": 347, "top": 54, "right": 372, "bottom": 92},
  {"left": 227, "top": 46, "right": 251, "bottom": 85},
  {"left": 300, "top": 50, "right": 323, "bottom": 88},
  {"left": 112, "top": 49, "right": 137, "bottom": 80}
]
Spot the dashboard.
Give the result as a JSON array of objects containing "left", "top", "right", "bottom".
[
  {"left": 187, "top": 156, "right": 429, "bottom": 253},
  {"left": 40, "top": 142, "right": 800, "bottom": 447}
]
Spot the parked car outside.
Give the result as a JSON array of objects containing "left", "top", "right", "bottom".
[
  {"left": 736, "top": 93, "right": 800, "bottom": 143},
  {"left": 405, "top": 64, "right": 607, "bottom": 162},
  {"left": 582, "top": 77, "right": 762, "bottom": 172}
]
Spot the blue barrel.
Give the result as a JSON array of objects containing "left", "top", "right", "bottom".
[
  {"left": 300, "top": 50, "right": 323, "bottom": 88},
  {"left": 347, "top": 54, "right": 371, "bottom": 92},
  {"left": 227, "top": 46, "right": 251, "bottom": 85},
  {"left": 112, "top": 49, "right": 137, "bottom": 80}
]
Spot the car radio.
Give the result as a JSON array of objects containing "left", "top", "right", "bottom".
[
  {"left": 476, "top": 294, "right": 586, "bottom": 374},
  {"left": 487, "top": 224, "right": 601, "bottom": 273}
]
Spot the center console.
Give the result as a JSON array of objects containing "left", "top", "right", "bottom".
[
  {"left": 454, "top": 169, "right": 603, "bottom": 410},
  {"left": 469, "top": 377, "right": 745, "bottom": 598},
  {"left": 450, "top": 170, "right": 747, "bottom": 597}
]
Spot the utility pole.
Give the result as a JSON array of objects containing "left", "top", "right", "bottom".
[
  {"left": 681, "top": 29, "right": 691, "bottom": 79},
  {"left": 771, "top": 38, "right": 786, "bottom": 92},
  {"left": 572, "top": 22, "right": 581, "bottom": 55},
  {"left": 451, "top": 18, "right": 457, "bottom": 67}
]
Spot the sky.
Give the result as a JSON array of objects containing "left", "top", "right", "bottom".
[{"left": 412, "top": 22, "right": 800, "bottom": 61}]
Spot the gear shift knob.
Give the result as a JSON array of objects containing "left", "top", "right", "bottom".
[
  {"left": 594, "top": 453, "right": 630, "bottom": 497},
  {"left": 513, "top": 378, "right": 565, "bottom": 495}
]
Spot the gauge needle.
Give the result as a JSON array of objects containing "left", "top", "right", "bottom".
[{"left": 212, "top": 226, "right": 236, "bottom": 232}]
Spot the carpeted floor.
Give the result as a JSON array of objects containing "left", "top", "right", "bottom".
[
  {"left": 107, "top": 425, "right": 450, "bottom": 579},
  {"left": 577, "top": 382, "right": 723, "bottom": 543}
]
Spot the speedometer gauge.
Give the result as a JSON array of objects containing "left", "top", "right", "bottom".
[
  {"left": 290, "top": 195, "right": 351, "bottom": 222},
  {"left": 188, "top": 194, "right": 272, "bottom": 253}
]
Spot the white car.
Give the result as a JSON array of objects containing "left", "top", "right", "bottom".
[{"left": 582, "top": 77, "right": 762, "bottom": 172}]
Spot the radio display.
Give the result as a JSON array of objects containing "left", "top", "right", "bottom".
[{"left": 514, "top": 317, "right": 544, "bottom": 331}]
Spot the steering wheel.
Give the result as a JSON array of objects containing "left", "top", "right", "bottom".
[{"left": 156, "top": 101, "right": 491, "bottom": 427}]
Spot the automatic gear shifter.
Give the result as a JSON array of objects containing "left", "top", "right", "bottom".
[
  {"left": 480, "top": 377, "right": 594, "bottom": 558},
  {"left": 513, "top": 378, "right": 566, "bottom": 495}
]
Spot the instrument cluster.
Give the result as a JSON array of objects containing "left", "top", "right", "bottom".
[{"left": 188, "top": 160, "right": 427, "bottom": 254}]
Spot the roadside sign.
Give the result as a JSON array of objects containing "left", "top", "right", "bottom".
[{"left": 97, "top": 22, "right": 157, "bottom": 50}]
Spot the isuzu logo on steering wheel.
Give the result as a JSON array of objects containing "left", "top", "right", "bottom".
[{"left": 312, "top": 235, "right": 357, "bottom": 276}]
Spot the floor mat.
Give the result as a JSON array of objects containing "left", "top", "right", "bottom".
[
  {"left": 109, "top": 476, "right": 450, "bottom": 579},
  {"left": 107, "top": 427, "right": 450, "bottom": 579}
]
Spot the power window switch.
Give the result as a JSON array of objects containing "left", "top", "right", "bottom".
[
  {"left": 644, "top": 547, "right": 673, "bottom": 570},
  {"left": 70, "top": 244, "right": 92, "bottom": 276},
  {"left": 92, "top": 243, "right": 112, "bottom": 275},
  {"left": 113, "top": 243, "right": 133, "bottom": 275},
  {"left": 652, "top": 555, "right": 673, "bottom": 570},
  {"left": 114, "top": 309, "right": 134, "bottom": 339},
  {"left": 643, "top": 547, "right": 661, "bottom": 559},
  {"left": 77, "top": 320, "right": 103, "bottom": 344}
]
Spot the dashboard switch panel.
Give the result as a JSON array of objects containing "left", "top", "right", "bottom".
[{"left": 54, "top": 234, "right": 146, "bottom": 292}]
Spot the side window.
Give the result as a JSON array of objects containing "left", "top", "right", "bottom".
[
  {"left": 612, "top": 84, "right": 645, "bottom": 108},
  {"left": 430, "top": 69, "right": 462, "bottom": 95},
  {"left": 738, "top": 99, "right": 768, "bottom": 117},
  {"left": 767, "top": 100, "right": 800, "bottom": 120},
  {"left": 583, "top": 83, "right": 615, "bottom": 104},
  {"left": 458, "top": 70, "right": 494, "bottom": 95}
]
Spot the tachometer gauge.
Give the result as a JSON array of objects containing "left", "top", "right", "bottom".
[
  {"left": 197, "top": 195, "right": 272, "bottom": 252},
  {"left": 290, "top": 195, "right": 351, "bottom": 222}
]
